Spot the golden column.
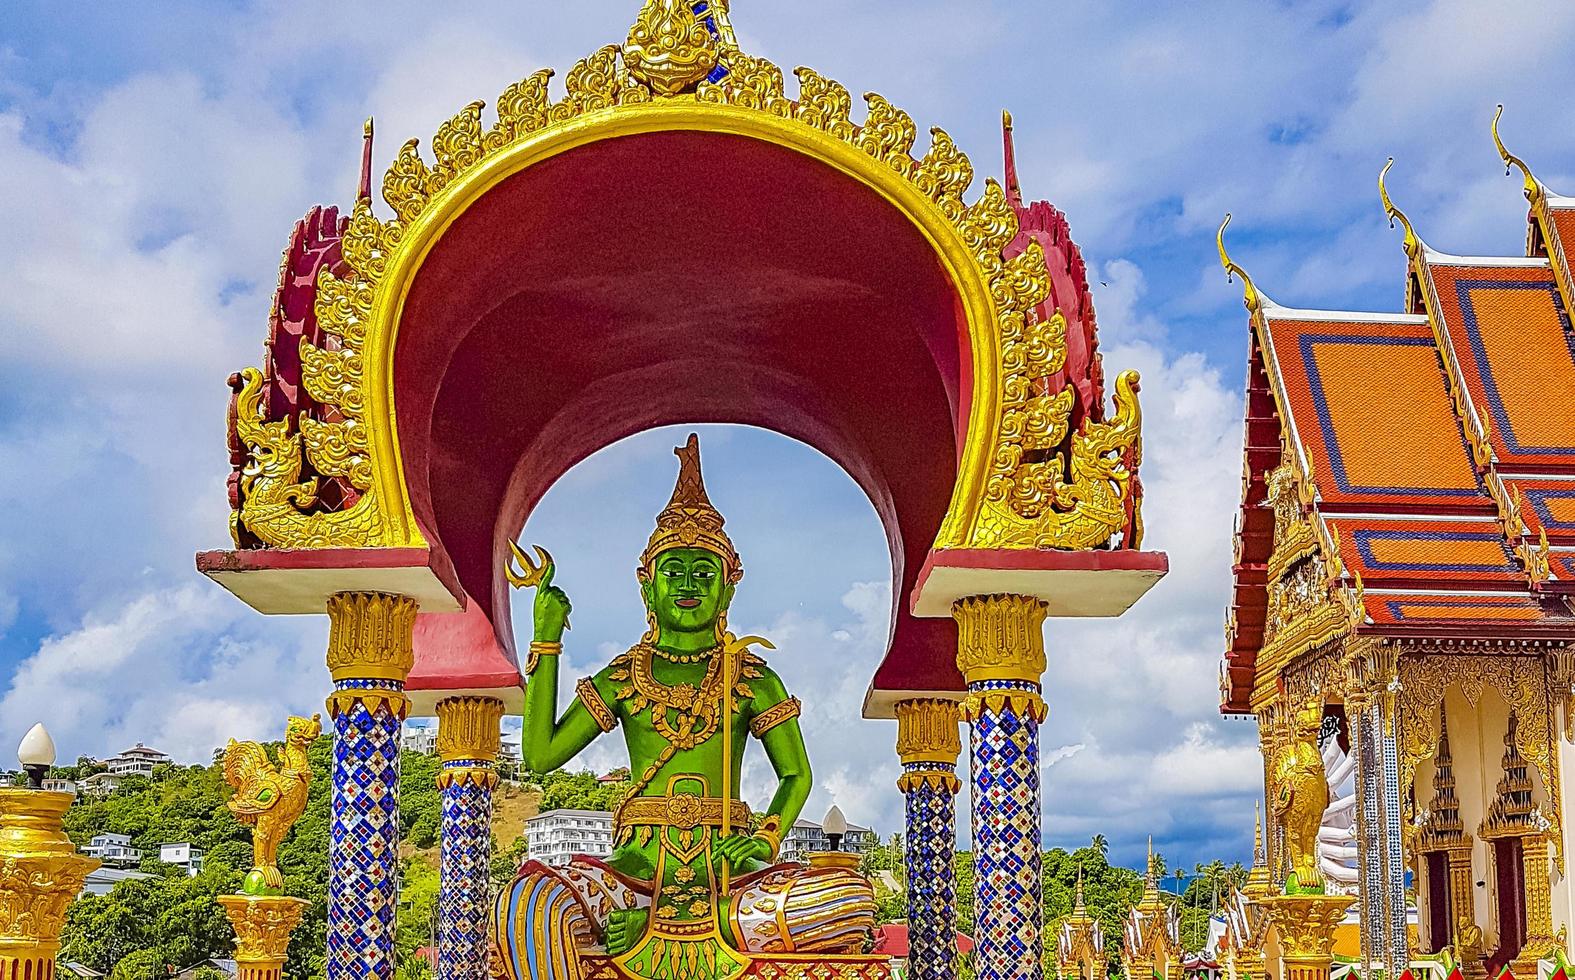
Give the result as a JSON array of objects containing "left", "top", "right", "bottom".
[
  {"left": 953, "top": 594, "right": 1048, "bottom": 980},
  {"left": 434, "top": 696, "right": 506, "bottom": 980},
  {"left": 894, "top": 697, "right": 963, "bottom": 980},
  {"left": 218, "top": 895, "right": 311, "bottom": 980},
  {"left": 0, "top": 783, "right": 100, "bottom": 979},
  {"left": 1259, "top": 894, "right": 1357, "bottom": 980},
  {"left": 323, "top": 592, "right": 419, "bottom": 980}
]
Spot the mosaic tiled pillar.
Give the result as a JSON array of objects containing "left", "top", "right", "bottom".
[
  {"left": 895, "top": 698, "right": 964, "bottom": 980},
  {"left": 324, "top": 592, "right": 418, "bottom": 980},
  {"left": 954, "top": 594, "right": 1049, "bottom": 980},
  {"left": 435, "top": 697, "right": 505, "bottom": 980}
]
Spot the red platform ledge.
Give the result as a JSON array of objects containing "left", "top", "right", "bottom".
[
  {"left": 909, "top": 547, "right": 1169, "bottom": 619},
  {"left": 196, "top": 547, "right": 464, "bottom": 616}
]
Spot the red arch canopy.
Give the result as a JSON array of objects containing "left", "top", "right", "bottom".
[{"left": 396, "top": 131, "right": 973, "bottom": 699}]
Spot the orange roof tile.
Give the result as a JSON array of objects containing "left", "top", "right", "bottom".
[
  {"left": 1363, "top": 591, "right": 1550, "bottom": 627},
  {"left": 1504, "top": 477, "right": 1575, "bottom": 544},
  {"left": 1261, "top": 314, "right": 1486, "bottom": 511},
  {"left": 1331, "top": 517, "right": 1520, "bottom": 588},
  {"left": 1423, "top": 259, "right": 1575, "bottom": 471}
]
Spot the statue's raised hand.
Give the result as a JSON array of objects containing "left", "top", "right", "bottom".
[{"left": 533, "top": 562, "right": 572, "bottom": 643}]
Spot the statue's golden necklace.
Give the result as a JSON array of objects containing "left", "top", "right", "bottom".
[
  {"left": 651, "top": 643, "right": 721, "bottom": 665},
  {"left": 614, "top": 643, "right": 730, "bottom": 751}
]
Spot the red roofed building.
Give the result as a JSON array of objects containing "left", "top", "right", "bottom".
[
  {"left": 871, "top": 923, "right": 975, "bottom": 968},
  {"left": 1217, "top": 111, "right": 1575, "bottom": 980}
]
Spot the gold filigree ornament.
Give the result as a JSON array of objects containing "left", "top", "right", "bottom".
[{"left": 229, "top": 0, "right": 1143, "bottom": 555}]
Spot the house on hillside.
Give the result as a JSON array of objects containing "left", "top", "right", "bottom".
[
  {"left": 79, "top": 772, "right": 123, "bottom": 799},
  {"left": 158, "top": 842, "right": 204, "bottom": 876},
  {"left": 81, "top": 866, "right": 152, "bottom": 897},
  {"left": 526, "top": 810, "right": 615, "bottom": 868},
  {"left": 105, "top": 743, "right": 170, "bottom": 778},
  {"left": 84, "top": 833, "right": 141, "bottom": 867},
  {"left": 401, "top": 726, "right": 438, "bottom": 755}
]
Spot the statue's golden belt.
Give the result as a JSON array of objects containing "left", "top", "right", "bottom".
[{"left": 616, "top": 793, "right": 751, "bottom": 832}]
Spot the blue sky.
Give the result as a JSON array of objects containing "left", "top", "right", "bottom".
[{"left": 2, "top": 0, "right": 1574, "bottom": 878}]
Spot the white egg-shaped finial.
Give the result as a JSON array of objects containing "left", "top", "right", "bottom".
[
  {"left": 17, "top": 723, "right": 56, "bottom": 769},
  {"left": 823, "top": 804, "right": 848, "bottom": 837}
]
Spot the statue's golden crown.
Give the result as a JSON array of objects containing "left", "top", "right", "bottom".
[{"left": 641, "top": 434, "right": 742, "bottom": 581}]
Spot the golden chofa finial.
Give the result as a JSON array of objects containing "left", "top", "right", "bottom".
[
  {"left": 1492, "top": 104, "right": 1542, "bottom": 205},
  {"left": 1379, "top": 158, "right": 1422, "bottom": 258},
  {"left": 1217, "top": 213, "right": 1263, "bottom": 315}
]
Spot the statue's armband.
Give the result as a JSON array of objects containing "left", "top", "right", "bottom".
[
  {"left": 576, "top": 676, "right": 619, "bottom": 734},
  {"left": 749, "top": 696, "right": 802, "bottom": 738}
]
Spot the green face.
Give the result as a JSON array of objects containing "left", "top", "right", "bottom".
[{"left": 643, "top": 548, "right": 733, "bottom": 638}]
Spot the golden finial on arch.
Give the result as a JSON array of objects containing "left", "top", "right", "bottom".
[
  {"left": 1379, "top": 158, "right": 1422, "bottom": 258},
  {"left": 1492, "top": 104, "right": 1542, "bottom": 205},
  {"left": 1217, "top": 213, "right": 1263, "bottom": 315}
]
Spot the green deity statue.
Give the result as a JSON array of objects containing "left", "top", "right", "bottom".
[{"left": 493, "top": 435, "right": 876, "bottom": 980}]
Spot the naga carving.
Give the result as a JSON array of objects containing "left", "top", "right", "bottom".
[{"left": 231, "top": 368, "right": 387, "bottom": 548}]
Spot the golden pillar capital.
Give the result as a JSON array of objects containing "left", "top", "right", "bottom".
[
  {"left": 325, "top": 592, "right": 418, "bottom": 684},
  {"left": 894, "top": 697, "right": 962, "bottom": 794},
  {"left": 324, "top": 592, "right": 417, "bottom": 720},
  {"left": 1260, "top": 893, "right": 1356, "bottom": 980},
  {"left": 0, "top": 789, "right": 100, "bottom": 971},
  {"left": 218, "top": 894, "right": 310, "bottom": 980},
  {"left": 435, "top": 696, "right": 505, "bottom": 790},
  {"left": 952, "top": 594, "right": 1048, "bottom": 684}
]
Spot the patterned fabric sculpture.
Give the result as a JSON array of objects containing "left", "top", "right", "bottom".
[{"left": 494, "top": 435, "right": 877, "bottom": 980}]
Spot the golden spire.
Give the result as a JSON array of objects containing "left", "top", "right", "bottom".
[
  {"left": 1217, "top": 214, "right": 1263, "bottom": 316},
  {"left": 1074, "top": 865, "right": 1086, "bottom": 910},
  {"left": 1244, "top": 800, "right": 1274, "bottom": 899},
  {"left": 1379, "top": 158, "right": 1422, "bottom": 258},
  {"left": 641, "top": 433, "right": 742, "bottom": 580},
  {"left": 1492, "top": 104, "right": 1542, "bottom": 205}
]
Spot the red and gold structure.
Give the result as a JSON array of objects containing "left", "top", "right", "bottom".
[
  {"left": 194, "top": 2, "right": 1165, "bottom": 978},
  {"left": 0, "top": 787, "right": 99, "bottom": 980},
  {"left": 1220, "top": 106, "right": 1575, "bottom": 977}
]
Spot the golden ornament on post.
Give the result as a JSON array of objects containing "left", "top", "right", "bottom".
[
  {"left": 217, "top": 716, "right": 319, "bottom": 979},
  {"left": 1259, "top": 893, "right": 1356, "bottom": 980},
  {"left": 0, "top": 724, "right": 100, "bottom": 980},
  {"left": 218, "top": 894, "right": 311, "bottom": 980}
]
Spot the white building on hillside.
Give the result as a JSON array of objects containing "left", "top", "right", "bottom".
[
  {"left": 43, "top": 778, "right": 77, "bottom": 798},
  {"left": 526, "top": 810, "right": 615, "bottom": 868},
  {"left": 158, "top": 842, "right": 204, "bottom": 876},
  {"left": 781, "top": 818, "right": 875, "bottom": 864},
  {"left": 401, "top": 726, "right": 438, "bottom": 755},
  {"left": 106, "top": 744, "right": 170, "bottom": 778},
  {"left": 81, "top": 866, "right": 152, "bottom": 897},
  {"left": 85, "top": 833, "right": 141, "bottom": 868},
  {"left": 79, "top": 772, "right": 123, "bottom": 799}
]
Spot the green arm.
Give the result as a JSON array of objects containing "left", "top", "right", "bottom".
[
  {"left": 754, "top": 670, "right": 812, "bottom": 835},
  {"left": 518, "top": 561, "right": 607, "bottom": 773},
  {"left": 759, "top": 715, "right": 812, "bottom": 833},
  {"left": 519, "top": 654, "right": 608, "bottom": 774}
]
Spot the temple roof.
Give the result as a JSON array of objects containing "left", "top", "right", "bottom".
[{"left": 1219, "top": 116, "right": 1575, "bottom": 714}]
